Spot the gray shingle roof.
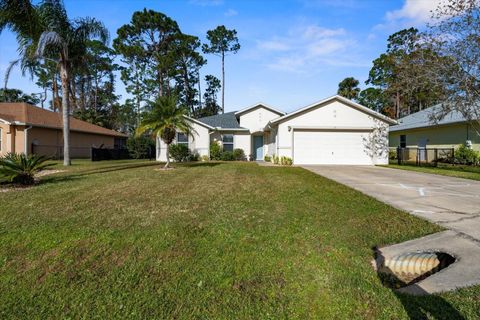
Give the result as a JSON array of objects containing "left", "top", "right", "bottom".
[
  {"left": 197, "top": 111, "right": 246, "bottom": 129},
  {"left": 390, "top": 104, "right": 469, "bottom": 132}
]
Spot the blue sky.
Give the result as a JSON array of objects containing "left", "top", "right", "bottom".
[{"left": 0, "top": 0, "right": 438, "bottom": 113}]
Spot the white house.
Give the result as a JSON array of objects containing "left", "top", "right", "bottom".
[{"left": 156, "top": 95, "right": 396, "bottom": 165}]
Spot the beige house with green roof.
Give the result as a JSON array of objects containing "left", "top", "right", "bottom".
[{"left": 389, "top": 105, "right": 480, "bottom": 151}]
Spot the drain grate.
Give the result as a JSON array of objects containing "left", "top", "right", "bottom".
[{"left": 374, "top": 251, "right": 456, "bottom": 289}]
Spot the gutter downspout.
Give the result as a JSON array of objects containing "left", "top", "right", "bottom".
[{"left": 24, "top": 126, "right": 32, "bottom": 156}]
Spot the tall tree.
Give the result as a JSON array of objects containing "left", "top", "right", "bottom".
[
  {"left": 337, "top": 77, "right": 360, "bottom": 100},
  {"left": 1, "top": 0, "right": 108, "bottom": 166},
  {"left": 422, "top": 0, "right": 480, "bottom": 135},
  {"left": 357, "top": 87, "right": 389, "bottom": 114},
  {"left": 172, "top": 34, "right": 206, "bottom": 114},
  {"left": 0, "top": 88, "right": 40, "bottom": 105},
  {"left": 202, "top": 25, "right": 240, "bottom": 114},
  {"left": 136, "top": 95, "right": 195, "bottom": 168},
  {"left": 113, "top": 9, "right": 181, "bottom": 101},
  {"left": 367, "top": 28, "right": 446, "bottom": 119},
  {"left": 193, "top": 74, "right": 221, "bottom": 118}
]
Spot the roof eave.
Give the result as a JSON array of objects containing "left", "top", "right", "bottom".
[
  {"left": 270, "top": 95, "right": 397, "bottom": 125},
  {"left": 234, "top": 102, "right": 285, "bottom": 117},
  {"left": 184, "top": 115, "right": 215, "bottom": 130}
]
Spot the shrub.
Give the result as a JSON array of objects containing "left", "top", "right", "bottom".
[
  {"left": 188, "top": 152, "right": 200, "bottom": 162},
  {"left": 264, "top": 155, "right": 271, "bottom": 162},
  {"left": 232, "top": 148, "right": 246, "bottom": 161},
  {"left": 201, "top": 155, "right": 209, "bottom": 162},
  {"left": 272, "top": 154, "right": 279, "bottom": 165},
  {"left": 389, "top": 149, "right": 397, "bottom": 161},
  {"left": 220, "top": 151, "right": 235, "bottom": 161},
  {"left": 210, "top": 142, "right": 222, "bottom": 160},
  {"left": 169, "top": 144, "right": 191, "bottom": 162},
  {"left": 454, "top": 144, "right": 480, "bottom": 165},
  {"left": 280, "top": 156, "right": 293, "bottom": 166},
  {"left": 127, "top": 136, "right": 155, "bottom": 159},
  {"left": 0, "top": 153, "right": 53, "bottom": 185}
]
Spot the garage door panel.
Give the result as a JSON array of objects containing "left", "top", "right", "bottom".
[{"left": 293, "top": 130, "right": 373, "bottom": 165}]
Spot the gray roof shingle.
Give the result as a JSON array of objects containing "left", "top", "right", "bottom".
[
  {"left": 390, "top": 104, "right": 469, "bottom": 132},
  {"left": 197, "top": 111, "right": 246, "bottom": 129}
]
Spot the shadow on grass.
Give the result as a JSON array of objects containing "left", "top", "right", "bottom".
[
  {"left": 39, "top": 161, "right": 160, "bottom": 185},
  {"left": 373, "top": 248, "right": 465, "bottom": 320},
  {"left": 178, "top": 162, "right": 223, "bottom": 168}
]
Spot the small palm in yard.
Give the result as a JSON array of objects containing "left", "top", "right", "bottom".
[
  {"left": 0, "top": 153, "right": 53, "bottom": 185},
  {"left": 136, "top": 95, "right": 196, "bottom": 168}
]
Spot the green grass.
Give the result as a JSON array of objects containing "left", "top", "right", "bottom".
[
  {"left": 386, "top": 163, "right": 480, "bottom": 181},
  {"left": 0, "top": 160, "right": 479, "bottom": 319}
]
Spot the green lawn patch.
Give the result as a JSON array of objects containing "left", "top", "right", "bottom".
[
  {"left": 386, "top": 163, "right": 480, "bottom": 181},
  {"left": 0, "top": 160, "right": 478, "bottom": 319}
]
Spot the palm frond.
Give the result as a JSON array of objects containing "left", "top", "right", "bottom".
[
  {"left": 4, "top": 59, "right": 20, "bottom": 90},
  {"left": 36, "top": 31, "right": 65, "bottom": 57},
  {"left": 73, "top": 17, "right": 109, "bottom": 45}
]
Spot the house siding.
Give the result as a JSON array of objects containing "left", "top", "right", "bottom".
[
  {"left": 389, "top": 123, "right": 480, "bottom": 151},
  {"left": 156, "top": 121, "right": 210, "bottom": 162},
  {"left": 238, "top": 106, "right": 281, "bottom": 133}
]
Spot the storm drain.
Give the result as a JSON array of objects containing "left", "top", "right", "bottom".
[{"left": 374, "top": 251, "right": 456, "bottom": 289}]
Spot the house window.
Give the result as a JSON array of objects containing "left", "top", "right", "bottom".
[
  {"left": 222, "top": 134, "right": 234, "bottom": 152},
  {"left": 400, "top": 135, "right": 406, "bottom": 148},
  {"left": 177, "top": 132, "right": 189, "bottom": 147}
]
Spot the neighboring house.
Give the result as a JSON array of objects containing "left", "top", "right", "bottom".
[
  {"left": 157, "top": 95, "right": 396, "bottom": 165},
  {"left": 389, "top": 104, "right": 480, "bottom": 151},
  {"left": 0, "top": 102, "right": 128, "bottom": 158}
]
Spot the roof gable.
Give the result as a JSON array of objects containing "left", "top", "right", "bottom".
[
  {"left": 269, "top": 95, "right": 397, "bottom": 125},
  {"left": 234, "top": 103, "right": 285, "bottom": 117}
]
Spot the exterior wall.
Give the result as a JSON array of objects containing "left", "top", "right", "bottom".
[
  {"left": 265, "top": 127, "right": 277, "bottom": 157},
  {"left": 274, "top": 100, "right": 390, "bottom": 164},
  {"left": 0, "top": 123, "right": 9, "bottom": 156},
  {"left": 389, "top": 123, "right": 480, "bottom": 151},
  {"left": 238, "top": 106, "right": 281, "bottom": 133},
  {"left": 234, "top": 132, "right": 250, "bottom": 157},
  {"left": 28, "top": 127, "right": 115, "bottom": 158},
  {"left": 156, "top": 121, "right": 210, "bottom": 162}
]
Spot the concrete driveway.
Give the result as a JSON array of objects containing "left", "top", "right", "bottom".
[
  {"left": 302, "top": 165, "right": 480, "bottom": 243},
  {"left": 302, "top": 165, "right": 480, "bottom": 293}
]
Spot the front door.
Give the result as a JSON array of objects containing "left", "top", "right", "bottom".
[{"left": 253, "top": 135, "right": 263, "bottom": 160}]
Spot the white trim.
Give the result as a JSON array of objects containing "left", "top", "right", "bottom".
[
  {"left": 288, "top": 125, "right": 374, "bottom": 131},
  {"left": 0, "top": 118, "right": 11, "bottom": 124},
  {"left": 269, "top": 95, "right": 397, "bottom": 125},
  {"left": 235, "top": 102, "right": 285, "bottom": 117},
  {"left": 214, "top": 127, "right": 250, "bottom": 131}
]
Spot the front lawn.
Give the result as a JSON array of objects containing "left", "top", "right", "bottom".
[
  {"left": 386, "top": 163, "right": 480, "bottom": 181},
  {"left": 0, "top": 160, "right": 478, "bottom": 319}
]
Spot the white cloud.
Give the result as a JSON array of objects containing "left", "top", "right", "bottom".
[
  {"left": 377, "top": 0, "right": 448, "bottom": 30},
  {"left": 257, "top": 24, "right": 364, "bottom": 72},
  {"left": 189, "top": 0, "right": 223, "bottom": 6},
  {"left": 224, "top": 9, "right": 238, "bottom": 17}
]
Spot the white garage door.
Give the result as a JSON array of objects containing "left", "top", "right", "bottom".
[{"left": 293, "top": 130, "right": 373, "bottom": 165}]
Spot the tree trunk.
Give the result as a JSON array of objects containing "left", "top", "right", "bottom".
[
  {"left": 221, "top": 52, "right": 225, "bottom": 114},
  {"left": 197, "top": 72, "right": 202, "bottom": 109},
  {"left": 52, "top": 75, "right": 59, "bottom": 112},
  {"left": 60, "top": 63, "right": 71, "bottom": 166},
  {"left": 396, "top": 91, "right": 400, "bottom": 119},
  {"left": 164, "top": 143, "right": 170, "bottom": 168}
]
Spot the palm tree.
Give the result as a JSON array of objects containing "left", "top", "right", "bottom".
[
  {"left": 136, "top": 96, "right": 196, "bottom": 168},
  {"left": 1, "top": 0, "right": 108, "bottom": 166},
  {"left": 337, "top": 77, "right": 361, "bottom": 100}
]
